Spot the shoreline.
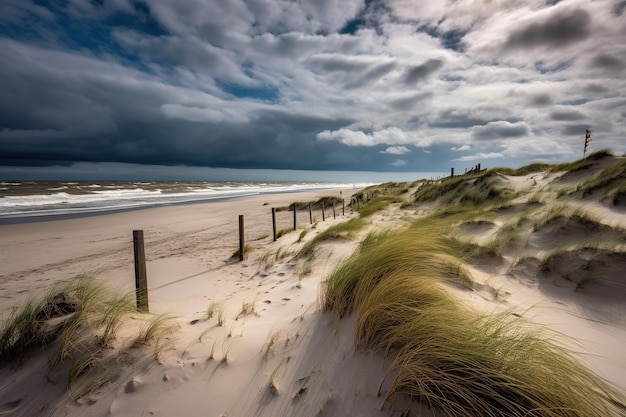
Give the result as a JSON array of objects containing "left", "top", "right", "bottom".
[
  {"left": 0, "top": 187, "right": 356, "bottom": 320},
  {"left": 0, "top": 185, "right": 360, "bottom": 225}
]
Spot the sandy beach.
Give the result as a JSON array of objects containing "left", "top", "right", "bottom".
[{"left": 2, "top": 156, "right": 626, "bottom": 416}]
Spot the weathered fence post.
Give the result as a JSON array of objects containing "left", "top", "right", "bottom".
[
  {"left": 477, "top": 163, "right": 481, "bottom": 172},
  {"left": 133, "top": 230, "right": 149, "bottom": 312},
  {"left": 239, "top": 215, "right": 245, "bottom": 261},
  {"left": 293, "top": 206, "right": 297, "bottom": 230},
  {"left": 322, "top": 202, "right": 325, "bottom": 221},
  {"left": 309, "top": 203, "right": 313, "bottom": 224},
  {"left": 272, "top": 208, "right": 277, "bottom": 241},
  {"left": 333, "top": 202, "right": 336, "bottom": 219},
  {"left": 342, "top": 199, "right": 345, "bottom": 216},
  {"left": 451, "top": 167, "right": 455, "bottom": 177}
]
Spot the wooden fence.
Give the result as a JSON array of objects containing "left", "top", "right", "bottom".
[{"left": 131, "top": 197, "right": 361, "bottom": 312}]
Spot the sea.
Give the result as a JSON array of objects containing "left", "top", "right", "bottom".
[{"left": 0, "top": 180, "right": 358, "bottom": 223}]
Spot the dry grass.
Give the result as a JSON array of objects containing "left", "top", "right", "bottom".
[
  {"left": 0, "top": 275, "right": 178, "bottom": 400},
  {"left": 299, "top": 217, "right": 367, "bottom": 257},
  {"left": 358, "top": 195, "right": 406, "bottom": 218},
  {"left": 322, "top": 216, "right": 626, "bottom": 416}
]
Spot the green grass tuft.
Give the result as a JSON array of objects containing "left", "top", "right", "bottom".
[
  {"left": 578, "top": 157, "right": 626, "bottom": 198},
  {"left": 299, "top": 217, "right": 367, "bottom": 257},
  {"left": 359, "top": 195, "right": 406, "bottom": 218},
  {"left": 322, "top": 216, "right": 626, "bottom": 416}
]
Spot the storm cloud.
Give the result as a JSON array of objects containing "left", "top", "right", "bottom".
[{"left": 0, "top": 0, "right": 625, "bottom": 176}]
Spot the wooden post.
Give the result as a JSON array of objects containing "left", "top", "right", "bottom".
[
  {"left": 477, "top": 163, "right": 481, "bottom": 172},
  {"left": 133, "top": 230, "right": 149, "bottom": 312},
  {"left": 342, "top": 199, "right": 345, "bottom": 216},
  {"left": 238, "top": 215, "right": 244, "bottom": 261},
  {"left": 293, "top": 206, "right": 297, "bottom": 230},
  {"left": 451, "top": 167, "right": 454, "bottom": 177},
  {"left": 309, "top": 203, "right": 313, "bottom": 224},
  {"left": 322, "top": 202, "right": 325, "bottom": 221},
  {"left": 272, "top": 208, "right": 277, "bottom": 241},
  {"left": 333, "top": 202, "right": 336, "bottom": 219}
]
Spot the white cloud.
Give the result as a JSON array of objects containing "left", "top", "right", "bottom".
[
  {"left": 381, "top": 146, "right": 411, "bottom": 155},
  {"left": 317, "top": 127, "right": 429, "bottom": 147},
  {"left": 452, "top": 145, "right": 470, "bottom": 151},
  {"left": 454, "top": 152, "right": 504, "bottom": 162}
]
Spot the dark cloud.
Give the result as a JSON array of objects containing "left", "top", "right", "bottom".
[
  {"left": 306, "top": 54, "right": 396, "bottom": 89},
  {"left": 529, "top": 94, "right": 553, "bottom": 106},
  {"left": 615, "top": 1, "right": 626, "bottom": 16},
  {"left": 550, "top": 109, "right": 586, "bottom": 121},
  {"left": 472, "top": 121, "right": 530, "bottom": 140},
  {"left": 561, "top": 124, "right": 591, "bottom": 136},
  {"left": 582, "top": 83, "right": 610, "bottom": 94},
  {"left": 1, "top": 1, "right": 625, "bottom": 177},
  {"left": 430, "top": 110, "right": 490, "bottom": 129},
  {"left": 591, "top": 54, "right": 623, "bottom": 70},
  {"left": 389, "top": 93, "right": 432, "bottom": 111},
  {"left": 403, "top": 59, "right": 444, "bottom": 85},
  {"left": 344, "top": 61, "right": 396, "bottom": 89},
  {"left": 505, "top": 9, "right": 591, "bottom": 49}
]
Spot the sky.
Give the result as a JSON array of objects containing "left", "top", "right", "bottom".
[{"left": 0, "top": 0, "right": 625, "bottom": 180}]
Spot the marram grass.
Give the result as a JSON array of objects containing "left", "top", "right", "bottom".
[
  {"left": 1, "top": 276, "right": 178, "bottom": 399},
  {"left": 322, "top": 222, "right": 626, "bottom": 416}
]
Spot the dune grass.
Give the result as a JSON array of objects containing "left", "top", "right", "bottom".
[
  {"left": 550, "top": 149, "right": 614, "bottom": 174},
  {"left": 0, "top": 276, "right": 134, "bottom": 363},
  {"left": 533, "top": 204, "right": 604, "bottom": 231},
  {"left": 322, "top": 217, "right": 626, "bottom": 416},
  {"left": 299, "top": 217, "right": 367, "bottom": 257},
  {"left": 413, "top": 171, "right": 514, "bottom": 208},
  {"left": 0, "top": 276, "right": 179, "bottom": 399},
  {"left": 578, "top": 157, "right": 626, "bottom": 198},
  {"left": 358, "top": 195, "right": 406, "bottom": 218},
  {"left": 490, "top": 163, "right": 552, "bottom": 176},
  {"left": 413, "top": 175, "right": 476, "bottom": 203}
]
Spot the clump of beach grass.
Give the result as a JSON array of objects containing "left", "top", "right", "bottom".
[
  {"left": 236, "top": 301, "right": 256, "bottom": 320},
  {"left": 578, "top": 156, "right": 626, "bottom": 198},
  {"left": 0, "top": 276, "right": 134, "bottom": 364},
  {"left": 0, "top": 275, "right": 178, "bottom": 400},
  {"left": 322, "top": 216, "right": 626, "bottom": 416},
  {"left": 299, "top": 217, "right": 367, "bottom": 257},
  {"left": 232, "top": 243, "right": 253, "bottom": 259},
  {"left": 358, "top": 195, "right": 406, "bottom": 218}
]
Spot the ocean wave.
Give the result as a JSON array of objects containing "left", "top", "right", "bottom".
[{"left": 0, "top": 181, "right": 366, "bottom": 219}]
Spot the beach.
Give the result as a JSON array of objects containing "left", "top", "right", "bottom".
[{"left": 2, "top": 158, "right": 626, "bottom": 417}]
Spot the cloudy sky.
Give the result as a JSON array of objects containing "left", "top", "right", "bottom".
[{"left": 0, "top": 0, "right": 625, "bottom": 179}]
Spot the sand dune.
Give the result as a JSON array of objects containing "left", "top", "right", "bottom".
[{"left": 2, "top": 154, "right": 626, "bottom": 416}]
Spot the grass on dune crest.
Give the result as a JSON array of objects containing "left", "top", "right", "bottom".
[
  {"left": 577, "top": 157, "right": 626, "bottom": 199},
  {"left": 549, "top": 149, "right": 613, "bottom": 174},
  {"left": 412, "top": 171, "right": 515, "bottom": 207},
  {"left": 358, "top": 195, "right": 407, "bottom": 218},
  {"left": 0, "top": 276, "right": 177, "bottom": 398},
  {"left": 299, "top": 217, "right": 367, "bottom": 257},
  {"left": 322, "top": 218, "right": 626, "bottom": 417}
]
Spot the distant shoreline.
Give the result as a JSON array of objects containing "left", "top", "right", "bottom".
[{"left": 0, "top": 186, "right": 358, "bottom": 225}]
